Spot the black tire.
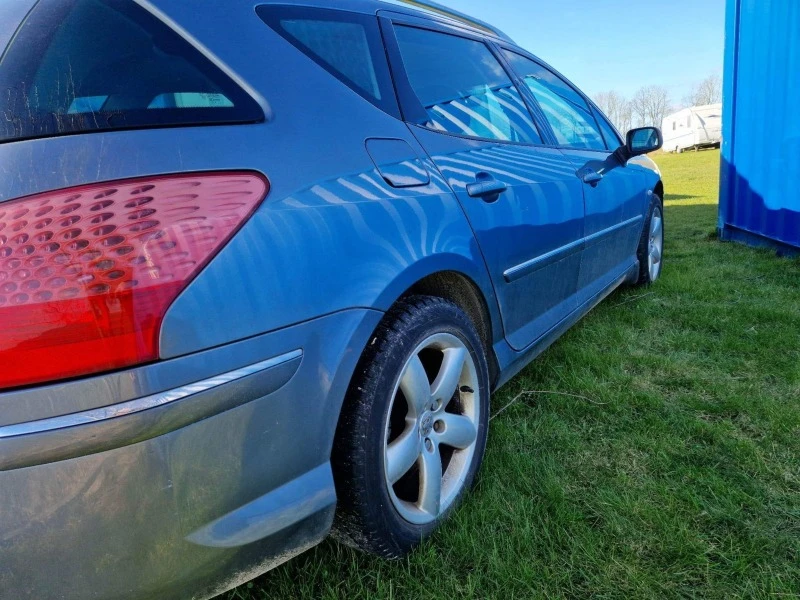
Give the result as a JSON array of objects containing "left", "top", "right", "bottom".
[
  {"left": 634, "top": 194, "right": 664, "bottom": 286},
  {"left": 331, "top": 295, "right": 490, "bottom": 558}
]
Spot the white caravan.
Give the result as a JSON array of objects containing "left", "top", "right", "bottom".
[{"left": 662, "top": 103, "right": 722, "bottom": 153}]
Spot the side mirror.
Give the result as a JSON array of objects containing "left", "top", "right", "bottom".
[
  {"left": 626, "top": 127, "right": 663, "bottom": 156},
  {"left": 614, "top": 127, "right": 663, "bottom": 165}
]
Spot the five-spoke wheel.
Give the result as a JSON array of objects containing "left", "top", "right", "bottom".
[
  {"left": 648, "top": 205, "right": 663, "bottom": 281},
  {"left": 384, "top": 333, "right": 480, "bottom": 524},
  {"left": 332, "top": 296, "right": 489, "bottom": 558},
  {"left": 635, "top": 194, "right": 665, "bottom": 286}
]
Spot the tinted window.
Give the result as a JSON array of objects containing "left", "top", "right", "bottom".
[
  {"left": 503, "top": 51, "right": 605, "bottom": 151},
  {"left": 593, "top": 108, "right": 622, "bottom": 150},
  {"left": 0, "top": 0, "right": 263, "bottom": 144},
  {"left": 258, "top": 6, "right": 397, "bottom": 116},
  {"left": 394, "top": 26, "right": 542, "bottom": 144}
]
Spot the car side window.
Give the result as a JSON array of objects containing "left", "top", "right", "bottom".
[
  {"left": 393, "top": 25, "right": 543, "bottom": 144},
  {"left": 0, "top": 0, "right": 263, "bottom": 144},
  {"left": 502, "top": 51, "right": 606, "bottom": 151},
  {"left": 257, "top": 6, "right": 397, "bottom": 116},
  {"left": 593, "top": 108, "right": 623, "bottom": 150}
]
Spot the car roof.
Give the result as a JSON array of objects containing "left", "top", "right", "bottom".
[
  {"left": 252, "top": 0, "right": 514, "bottom": 43},
  {"left": 2, "top": 0, "right": 514, "bottom": 49}
]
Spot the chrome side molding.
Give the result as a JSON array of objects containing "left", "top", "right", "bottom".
[{"left": 0, "top": 349, "right": 302, "bottom": 439}]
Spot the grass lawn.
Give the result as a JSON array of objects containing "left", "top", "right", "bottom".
[{"left": 227, "top": 149, "right": 800, "bottom": 600}]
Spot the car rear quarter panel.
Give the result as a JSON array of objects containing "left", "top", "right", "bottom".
[
  {"left": 0, "top": 308, "right": 382, "bottom": 600},
  {"left": 0, "top": 0, "right": 499, "bottom": 360}
]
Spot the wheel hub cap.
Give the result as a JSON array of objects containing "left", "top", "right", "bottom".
[{"left": 419, "top": 412, "right": 434, "bottom": 437}]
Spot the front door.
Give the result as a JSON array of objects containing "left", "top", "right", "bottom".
[
  {"left": 500, "top": 49, "right": 647, "bottom": 299},
  {"left": 384, "top": 18, "right": 586, "bottom": 351}
]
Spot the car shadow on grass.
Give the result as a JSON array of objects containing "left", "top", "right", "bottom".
[{"left": 663, "top": 193, "right": 699, "bottom": 202}]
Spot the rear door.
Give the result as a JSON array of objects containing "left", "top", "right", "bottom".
[
  {"left": 381, "top": 14, "right": 585, "bottom": 351},
  {"left": 499, "top": 49, "right": 647, "bottom": 298}
]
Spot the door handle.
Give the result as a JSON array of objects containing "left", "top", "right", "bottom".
[
  {"left": 466, "top": 172, "right": 508, "bottom": 202},
  {"left": 580, "top": 169, "right": 603, "bottom": 187}
]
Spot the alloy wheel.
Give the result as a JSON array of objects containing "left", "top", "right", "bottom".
[
  {"left": 648, "top": 205, "right": 664, "bottom": 281},
  {"left": 383, "top": 333, "right": 480, "bottom": 525}
]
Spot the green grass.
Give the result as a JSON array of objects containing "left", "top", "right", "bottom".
[{"left": 227, "top": 149, "right": 800, "bottom": 600}]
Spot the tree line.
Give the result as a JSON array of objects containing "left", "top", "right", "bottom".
[{"left": 593, "top": 74, "right": 722, "bottom": 134}]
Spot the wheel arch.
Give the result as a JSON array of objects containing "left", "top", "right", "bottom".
[
  {"left": 351, "top": 252, "right": 504, "bottom": 398},
  {"left": 400, "top": 270, "right": 500, "bottom": 385},
  {"left": 325, "top": 254, "right": 504, "bottom": 475},
  {"left": 654, "top": 180, "right": 664, "bottom": 200}
]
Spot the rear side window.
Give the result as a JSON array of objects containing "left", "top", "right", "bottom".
[
  {"left": 502, "top": 50, "right": 606, "bottom": 151},
  {"left": 257, "top": 6, "right": 398, "bottom": 116},
  {"left": 393, "top": 26, "right": 542, "bottom": 144},
  {"left": 0, "top": 0, "right": 263, "bottom": 144}
]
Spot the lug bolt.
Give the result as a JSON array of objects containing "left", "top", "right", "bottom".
[
  {"left": 431, "top": 402, "right": 437, "bottom": 411},
  {"left": 434, "top": 420, "right": 444, "bottom": 433},
  {"left": 424, "top": 438, "right": 433, "bottom": 452}
]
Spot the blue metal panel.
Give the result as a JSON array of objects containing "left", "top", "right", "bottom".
[{"left": 720, "top": 0, "right": 800, "bottom": 253}]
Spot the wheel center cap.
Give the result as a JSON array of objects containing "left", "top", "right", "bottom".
[{"left": 419, "top": 412, "right": 434, "bottom": 437}]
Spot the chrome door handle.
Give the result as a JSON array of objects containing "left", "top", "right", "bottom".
[{"left": 466, "top": 172, "right": 507, "bottom": 202}]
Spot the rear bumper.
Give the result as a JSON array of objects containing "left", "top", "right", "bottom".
[{"left": 0, "top": 308, "right": 382, "bottom": 600}]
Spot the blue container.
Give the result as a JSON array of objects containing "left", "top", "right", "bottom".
[{"left": 719, "top": 0, "right": 800, "bottom": 255}]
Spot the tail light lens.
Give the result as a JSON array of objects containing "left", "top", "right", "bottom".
[{"left": 0, "top": 172, "right": 268, "bottom": 390}]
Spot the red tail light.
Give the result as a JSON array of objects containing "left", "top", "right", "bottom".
[{"left": 0, "top": 172, "right": 269, "bottom": 389}]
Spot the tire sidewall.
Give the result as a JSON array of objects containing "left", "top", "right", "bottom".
[
  {"left": 637, "top": 194, "right": 664, "bottom": 285},
  {"left": 651, "top": 203, "right": 664, "bottom": 281},
  {"left": 362, "top": 300, "right": 490, "bottom": 546}
]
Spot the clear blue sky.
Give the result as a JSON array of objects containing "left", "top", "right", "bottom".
[{"left": 441, "top": 0, "right": 725, "bottom": 103}]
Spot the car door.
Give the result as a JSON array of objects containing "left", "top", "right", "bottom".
[
  {"left": 381, "top": 14, "right": 586, "bottom": 351},
  {"left": 500, "top": 49, "right": 647, "bottom": 300}
]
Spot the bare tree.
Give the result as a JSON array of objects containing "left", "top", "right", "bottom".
[
  {"left": 630, "top": 85, "right": 672, "bottom": 128},
  {"left": 682, "top": 74, "right": 722, "bottom": 107},
  {"left": 593, "top": 90, "right": 633, "bottom": 134}
]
